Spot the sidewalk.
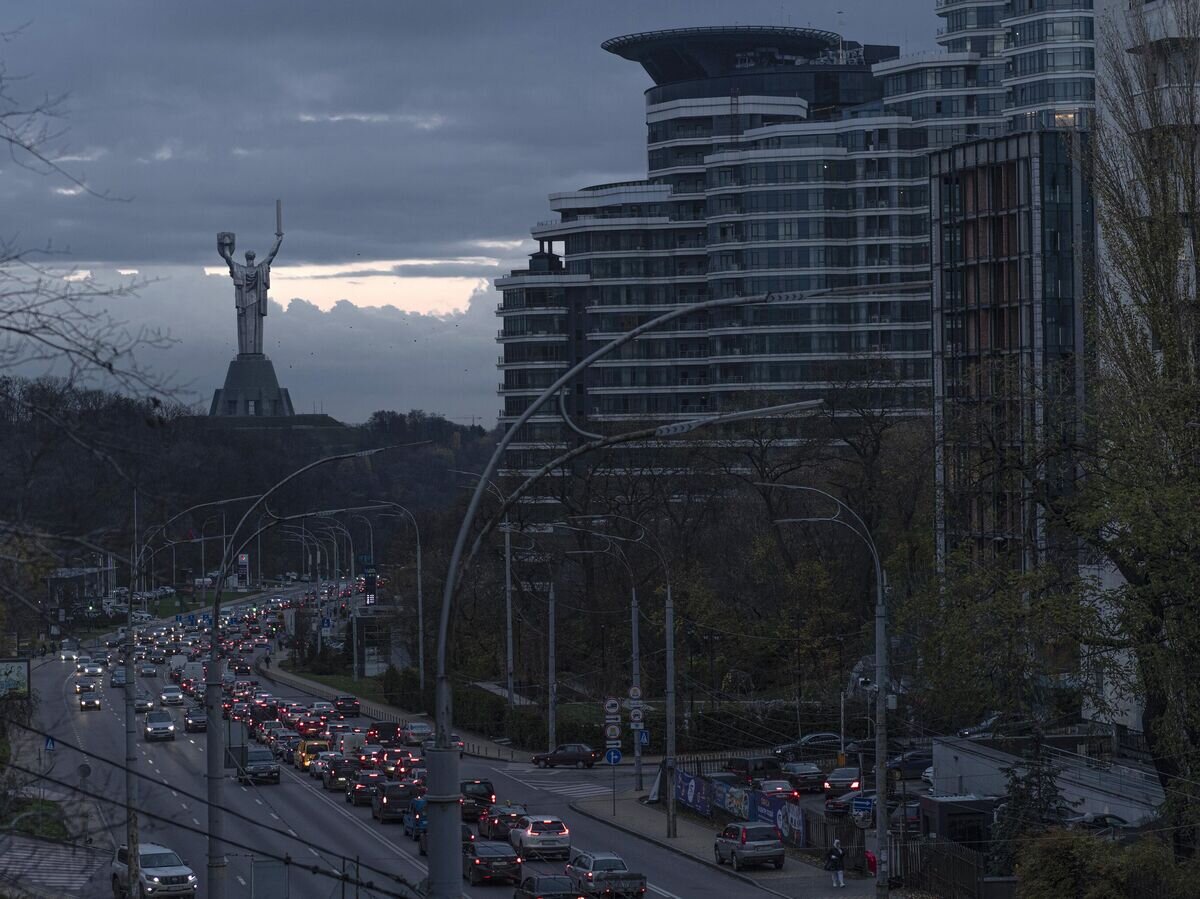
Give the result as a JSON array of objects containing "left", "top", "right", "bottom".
[{"left": 570, "top": 790, "right": 878, "bottom": 899}]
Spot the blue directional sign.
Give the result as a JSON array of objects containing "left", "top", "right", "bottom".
[
  {"left": 639, "top": 730, "right": 650, "bottom": 746},
  {"left": 851, "top": 797, "right": 874, "bottom": 814},
  {"left": 175, "top": 614, "right": 182, "bottom": 623},
  {"left": 321, "top": 617, "right": 332, "bottom": 628},
  {"left": 187, "top": 614, "right": 196, "bottom": 626},
  {"left": 604, "top": 748, "right": 622, "bottom": 766}
]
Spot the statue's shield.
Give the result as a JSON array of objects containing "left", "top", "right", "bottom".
[{"left": 217, "top": 232, "right": 236, "bottom": 256}]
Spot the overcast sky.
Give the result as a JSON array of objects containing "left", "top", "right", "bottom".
[{"left": 6, "top": 0, "right": 937, "bottom": 424}]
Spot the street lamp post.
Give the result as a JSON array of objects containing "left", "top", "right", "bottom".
[
  {"left": 202, "top": 446, "right": 410, "bottom": 899},
  {"left": 765, "top": 482, "right": 890, "bottom": 899},
  {"left": 427, "top": 287, "right": 906, "bottom": 898},
  {"left": 368, "top": 500, "right": 423, "bottom": 691}
]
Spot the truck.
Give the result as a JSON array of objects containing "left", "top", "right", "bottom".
[{"left": 565, "top": 850, "right": 648, "bottom": 898}]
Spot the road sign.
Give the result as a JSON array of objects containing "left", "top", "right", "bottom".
[
  {"left": 628, "top": 685, "right": 642, "bottom": 702},
  {"left": 639, "top": 730, "right": 650, "bottom": 746},
  {"left": 851, "top": 797, "right": 874, "bottom": 814},
  {"left": 629, "top": 722, "right": 644, "bottom": 731},
  {"left": 44, "top": 736, "right": 56, "bottom": 752},
  {"left": 603, "top": 697, "right": 620, "bottom": 716},
  {"left": 604, "top": 749, "right": 622, "bottom": 766},
  {"left": 629, "top": 708, "right": 644, "bottom": 723},
  {"left": 175, "top": 614, "right": 182, "bottom": 623},
  {"left": 604, "top": 723, "right": 621, "bottom": 740},
  {"left": 187, "top": 614, "right": 196, "bottom": 626}
]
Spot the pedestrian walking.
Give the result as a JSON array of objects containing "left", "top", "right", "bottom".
[{"left": 826, "top": 838, "right": 845, "bottom": 888}]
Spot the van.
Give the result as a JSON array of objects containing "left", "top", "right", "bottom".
[
  {"left": 338, "top": 732, "right": 367, "bottom": 757},
  {"left": 722, "top": 755, "right": 783, "bottom": 785}
]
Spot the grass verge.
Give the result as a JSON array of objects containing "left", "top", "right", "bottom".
[
  {"left": 277, "top": 664, "right": 389, "bottom": 706},
  {"left": 9, "top": 797, "right": 69, "bottom": 841}
]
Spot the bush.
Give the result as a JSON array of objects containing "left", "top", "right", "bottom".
[
  {"left": 1016, "top": 831, "right": 1199, "bottom": 899},
  {"left": 382, "top": 665, "right": 403, "bottom": 707}
]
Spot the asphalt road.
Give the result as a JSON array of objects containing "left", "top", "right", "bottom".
[{"left": 26, "top": 604, "right": 783, "bottom": 898}]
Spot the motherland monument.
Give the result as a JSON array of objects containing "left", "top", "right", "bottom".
[{"left": 209, "top": 200, "right": 296, "bottom": 417}]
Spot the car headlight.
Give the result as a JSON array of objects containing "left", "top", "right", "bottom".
[
  {"left": 167, "top": 725, "right": 175, "bottom": 731},
  {"left": 187, "top": 874, "right": 197, "bottom": 882},
  {"left": 151, "top": 876, "right": 162, "bottom": 883}
]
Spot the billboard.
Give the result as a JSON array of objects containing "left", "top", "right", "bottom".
[
  {"left": 674, "top": 769, "right": 711, "bottom": 817},
  {"left": 0, "top": 659, "right": 31, "bottom": 700}
]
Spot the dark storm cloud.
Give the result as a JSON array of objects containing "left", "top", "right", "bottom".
[{"left": 5, "top": 0, "right": 938, "bottom": 421}]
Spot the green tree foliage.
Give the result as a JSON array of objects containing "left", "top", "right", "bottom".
[
  {"left": 1016, "top": 830, "right": 1199, "bottom": 899},
  {"left": 989, "top": 740, "right": 1072, "bottom": 875}
]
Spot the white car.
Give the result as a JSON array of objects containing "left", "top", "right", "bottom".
[
  {"left": 160, "top": 686, "right": 184, "bottom": 705},
  {"left": 112, "top": 842, "right": 196, "bottom": 897},
  {"left": 508, "top": 815, "right": 571, "bottom": 860},
  {"left": 60, "top": 648, "right": 80, "bottom": 662},
  {"left": 922, "top": 765, "right": 934, "bottom": 788}
]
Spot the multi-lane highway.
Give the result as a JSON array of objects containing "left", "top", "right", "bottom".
[{"left": 24, "top": 606, "right": 782, "bottom": 899}]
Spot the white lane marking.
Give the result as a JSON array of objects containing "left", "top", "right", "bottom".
[
  {"left": 236, "top": 876, "right": 247, "bottom": 886},
  {"left": 308, "top": 847, "right": 319, "bottom": 857},
  {"left": 287, "top": 828, "right": 297, "bottom": 836},
  {"left": 170, "top": 790, "right": 177, "bottom": 797},
  {"left": 181, "top": 803, "right": 188, "bottom": 810},
  {"left": 241, "top": 786, "right": 248, "bottom": 793},
  {"left": 270, "top": 812, "right": 280, "bottom": 820},
  {"left": 648, "top": 887, "right": 683, "bottom": 899},
  {"left": 255, "top": 798, "right": 263, "bottom": 806},
  {"left": 192, "top": 817, "right": 200, "bottom": 826}
]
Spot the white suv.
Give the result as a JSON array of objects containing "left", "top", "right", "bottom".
[
  {"left": 508, "top": 815, "right": 571, "bottom": 860},
  {"left": 111, "top": 842, "right": 197, "bottom": 896}
]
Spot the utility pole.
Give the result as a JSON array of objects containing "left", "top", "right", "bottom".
[
  {"left": 547, "top": 581, "right": 556, "bottom": 751},
  {"left": 125, "top": 489, "right": 140, "bottom": 889},
  {"left": 351, "top": 610, "right": 358, "bottom": 680},
  {"left": 414, "top": 525, "right": 424, "bottom": 693},
  {"left": 875, "top": 574, "right": 891, "bottom": 899},
  {"left": 504, "top": 516, "right": 514, "bottom": 708},
  {"left": 631, "top": 584, "right": 643, "bottom": 791}
]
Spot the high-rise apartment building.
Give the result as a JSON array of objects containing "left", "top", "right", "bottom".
[{"left": 497, "top": 8, "right": 1101, "bottom": 497}]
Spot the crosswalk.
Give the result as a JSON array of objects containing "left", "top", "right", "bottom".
[
  {"left": 500, "top": 764, "right": 614, "bottom": 799},
  {"left": 0, "top": 835, "right": 106, "bottom": 893}
]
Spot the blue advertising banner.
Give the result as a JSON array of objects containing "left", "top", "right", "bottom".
[
  {"left": 674, "top": 770, "right": 710, "bottom": 817},
  {"left": 754, "top": 794, "right": 805, "bottom": 847}
]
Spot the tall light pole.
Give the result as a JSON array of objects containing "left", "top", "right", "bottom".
[
  {"left": 765, "top": 482, "right": 890, "bottom": 899},
  {"left": 428, "top": 286, "right": 904, "bottom": 898},
  {"left": 560, "top": 530, "right": 643, "bottom": 790},
  {"left": 369, "top": 500, "right": 423, "bottom": 691},
  {"left": 447, "top": 472, "right": 513, "bottom": 707},
  {"left": 203, "top": 446, "right": 411, "bottom": 899},
  {"left": 349, "top": 514, "right": 375, "bottom": 566}
]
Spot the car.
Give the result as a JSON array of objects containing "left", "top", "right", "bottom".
[
  {"left": 144, "top": 710, "right": 176, "bottom": 741},
  {"left": 477, "top": 802, "right": 528, "bottom": 840},
  {"left": 531, "top": 743, "right": 600, "bottom": 769},
  {"left": 508, "top": 815, "right": 570, "bottom": 860},
  {"left": 402, "top": 796, "right": 429, "bottom": 839},
  {"left": 294, "top": 739, "right": 330, "bottom": 770},
  {"left": 957, "top": 712, "right": 1031, "bottom": 740},
  {"left": 183, "top": 707, "right": 207, "bottom": 732},
  {"left": 295, "top": 715, "right": 325, "bottom": 737},
  {"left": 756, "top": 779, "right": 801, "bottom": 800},
  {"left": 401, "top": 720, "right": 434, "bottom": 746},
  {"left": 133, "top": 692, "right": 155, "bottom": 714},
  {"left": 323, "top": 758, "right": 360, "bottom": 791},
  {"left": 272, "top": 732, "right": 302, "bottom": 761},
  {"left": 422, "top": 733, "right": 465, "bottom": 756},
  {"left": 826, "top": 788, "right": 875, "bottom": 817},
  {"left": 310, "top": 751, "right": 342, "bottom": 779},
  {"left": 723, "top": 755, "right": 784, "bottom": 785},
  {"left": 514, "top": 875, "right": 584, "bottom": 899},
  {"left": 366, "top": 722, "right": 402, "bottom": 746},
  {"left": 421, "top": 821, "right": 474, "bottom": 856},
  {"left": 257, "top": 720, "right": 284, "bottom": 744},
  {"left": 922, "top": 765, "right": 934, "bottom": 788},
  {"left": 110, "top": 669, "right": 129, "bottom": 689},
  {"left": 237, "top": 746, "right": 281, "bottom": 784},
  {"left": 462, "top": 841, "right": 522, "bottom": 886},
  {"left": 75, "top": 678, "right": 98, "bottom": 695},
  {"left": 781, "top": 761, "right": 826, "bottom": 793},
  {"left": 334, "top": 695, "right": 361, "bottom": 716},
  {"left": 714, "top": 821, "right": 785, "bottom": 871},
  {"left": 564, "top": 849, "right": 647, "bottom": 896},
  {"left": 372, "top": 780, "right": 422, "bottom": 822},
  {"left": 160, "top": 685, "right": 184, "bottom": 706},
  {"left": 81, "top": 661, "right": 104, "bottom": 677},
  {"left": 346, "top": 770, "right": 385, "bottom": 805},
  {"left": 772, "top": 732, "right": 842, "bottom": 762},
  {"left": 139, "top": 663, "right": 157, "bottom": 678},
  {"left": 60, "top": 648, "right": 80, "bottom": 662},
  {"left": 357, "top": 744, "right": 386, "bottom": 770},
  {"left": 310, "top": 700, "right": 335, "bottom": 718},
  {"left": 79, "top": 694, "right": 102, "bottom": 711},
  {"left": 823, "top": 766, "right": 863, "bottom": 795},
  {"left": 111, "top": 842, "right": 197, "bottom": 897},
  {"left": 888, "top": 749, "right": 934, "bottom": 781},
  {"left": 459, "top": 779, "right": 496, "bottom": 822}
]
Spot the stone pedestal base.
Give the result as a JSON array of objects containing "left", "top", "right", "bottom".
[{"left": 209, "top": 354, "right": 295, "bottom": 417}]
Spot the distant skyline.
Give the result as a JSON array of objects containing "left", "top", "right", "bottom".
[{"left": 5, "top": 1, "right": 940, "bottom": 423}]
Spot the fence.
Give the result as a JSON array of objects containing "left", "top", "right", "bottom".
[
  {"left": 800, "top": 806, "right": 867, "bottom": 872},
  {"left": 890, "top": 834, "right": 1017, "bottom": 899}
]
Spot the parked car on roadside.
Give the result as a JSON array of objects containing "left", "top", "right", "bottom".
[
  {"left": 531, "top": 744, "right": 600, "bottom": 769},
  {"left": 713, "top": 821, "right": 785, "bottom": 871},
  {"left": 887, "top": 749, "right": 934, "bottom": 781},
  {"left": 772, "top": 732, "right": 841, "bottom": 762},
  {"left": 723, "top": 755, "right": 783, "bottom": 786},
  {"left": 781, "top": 761, "right": 826, "bottom": 793},
  {"left": 823, "top": 766, "right": 864, "bottom": 795}
]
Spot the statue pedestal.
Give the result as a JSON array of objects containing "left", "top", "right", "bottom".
[{"left": 209, "top": 354, "right": 295, "bottom": 417}]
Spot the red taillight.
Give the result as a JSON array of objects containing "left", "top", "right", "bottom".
[
  {"left": 775, "top": 827, "right": 782, "bottom": 841},
  {"left": 824, "top": 781, "right": 831, "bottom": 790},
  {"left": 851, "top": 780, "right": 860, "bottom": 789},
  {"left": 740, "top": 829, "right": 747, "bottom": 845}
]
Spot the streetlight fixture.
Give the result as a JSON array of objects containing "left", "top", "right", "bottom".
[
  {"left": 368, "top": 500, "right": 424, "bottom": 691},
  {"left": 762, "top": 482, "right": 891, "bottom": 899},
  {"left": 425, "top": 285, "right": 870, "bottom": 898},
  {"left": 202, "top": 444, "right": 417, "bottom": 899}
]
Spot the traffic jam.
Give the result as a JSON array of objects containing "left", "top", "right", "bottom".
[{"left": 67, "top": 594, "right": 650, "bottom": 898}]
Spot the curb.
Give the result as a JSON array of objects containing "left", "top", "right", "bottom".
[{"left": 567, "top": 799, "right": 794, "bottom": 899}]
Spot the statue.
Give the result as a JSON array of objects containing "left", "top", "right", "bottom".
[{"left": 217, "top": 200, "right": 283, "bottom": 356}]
